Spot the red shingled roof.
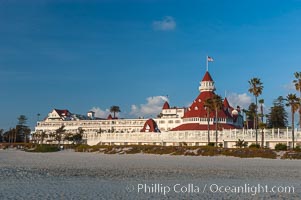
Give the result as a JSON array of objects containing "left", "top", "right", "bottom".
[
  {"left": 183, "top": 91, "right": 229, "bottom": 119},
  {"left": 162, "top": 101, "right": 170, "bottom": 110},
  {"left": 107, "top": 114, "right": 118, "bottom": 120},
  {"left": 141, "top": 119, "right": 160, "bottom": 132},
  {"left": 54, "top": 109, "right": 70, "bottom": 117},
  {"left": 184, "top": 91, "right": 213, "bottom": 118}
]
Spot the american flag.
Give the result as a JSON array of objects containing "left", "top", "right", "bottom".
[{"left": 207, "top": 56, "right": 214, "bottom": 62}]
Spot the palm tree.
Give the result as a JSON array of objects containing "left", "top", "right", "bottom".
[
  {"left": 204, "top": 94, "right": 223, "bottom": 147},
  {"left": 110, "top": 106, "right": 121, "bottom": 119},
  {"left": 258, "top": 122, "right": 266, "bottom": 148},
  {"left": 248, "top": 78, "right": 263, "bottom": 145},
  {"left": 213, "top": 95, "right": 223, "bottom": 147},
  {"left": 293, "top": 72, "right": 301, "bottom": 128},
  {"left": 264, "top": 114, "right": 269, "bottom": 124},
  {"left": 235, "top": 139, "right": 248, "bottom": 148},
  {"left": 259, "top": 99, "right": 264, "bottom": 123},
  {"left": 285, "top": 94, "right": 300, "bottom": 149},
  {"left": 203, "top": 100, "right": 212, "bottom": 144}
]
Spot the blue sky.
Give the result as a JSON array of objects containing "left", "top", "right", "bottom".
[{"left": 1, "top": 0, "right": 301, "bottom": 130}]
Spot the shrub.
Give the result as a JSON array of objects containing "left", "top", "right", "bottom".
[
  {"left": 222, "top": 148, "right": 276, "bottom": 159},
  {"left": 125, "top": 147, "right": 141, "bottom": 154},
  {"left": 27, "top": 144, "right": 60, "bottom": 153},
  {"left": 275, "top": 143, "right": 287, "bottom": 151},
  {"left": 180, "top": 142, "right": 188, "bottom": 146},
  {"left": 75, "top": 144, "right": 91, "bottom": 152},
  {"left": 195, "top": 146, "right": 220, "bottom": 156},
  {"left": 294, "top": 146, "right": 301, "bottom": 152},
  {"left": 249, "top": 143, "right": 260, "bottom": 149},
  {"left": 282, "top": 152, "right": 301, "bottom": 159},
  {"left": 235, "top": 139, "right": 248, "bottom": 148},
  {"left": 0, "top": 144, "right": 8, "bottom": 149},
  {"left": 207, "top": 142, "right": 215, "bottom": 147}
]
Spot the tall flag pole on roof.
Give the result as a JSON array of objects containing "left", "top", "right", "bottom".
[{"left": 206, "top": 55, "right": 214, "bottom": 71}]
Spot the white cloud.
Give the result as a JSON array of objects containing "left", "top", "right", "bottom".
[
  {"left": 90, "top": 107, "right": 110, "bottom": 118},
  {"left": 227, "top": 93, "right": 252, "bottom": 109},
  {"left": 283, "top": 83, "right": 295, "bottom": 91},
  {"left": 152, "top": 16, "right": 176, "bottom": 31},
  {"left": 130, "top": 96, "right": 169, "bottom": 118}
]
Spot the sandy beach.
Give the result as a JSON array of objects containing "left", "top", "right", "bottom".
[{"left": 0, "top": 149, "right": 300, "bottom": 199}]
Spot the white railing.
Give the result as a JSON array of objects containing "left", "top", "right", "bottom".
[{"left": 85, "top": 128, "right": 301, "bottom": 146}]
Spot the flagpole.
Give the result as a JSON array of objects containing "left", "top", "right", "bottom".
[{"left": 206, "top": 55, "right": 208, "bottom": 71}]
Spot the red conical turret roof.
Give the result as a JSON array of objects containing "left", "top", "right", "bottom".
[
  {"left": 223, "top": 97, "right": 231, "bottom": 108},
  {"left": 202, "top": 71, "right": 214, "bottom": 81},
  {"left": 162, "top": 101, "right": 170, "bottom": 110}
]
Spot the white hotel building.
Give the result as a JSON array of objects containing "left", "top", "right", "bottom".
[
  {"left": 35, "top": 71, "right": 243, "bottom": 144},
  {"left": 35, "top": 71, "right": 301, "bottom": 148}
]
